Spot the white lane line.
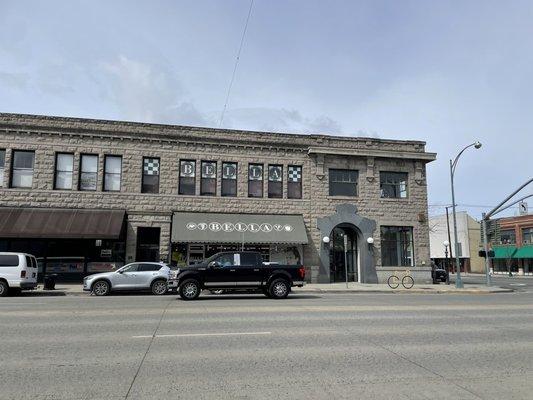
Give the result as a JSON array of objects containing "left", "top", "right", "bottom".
[{"left": 132, "top": 331, "right": 272, "bottom": 339}]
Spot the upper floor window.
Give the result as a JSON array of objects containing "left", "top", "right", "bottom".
[
  {"left": 142, "top": 157, "right": 160, "bottom": 194},
  {"left": 381, "top": 226, "right": 414, "bottom": 267},
  {"left": 268, "top": 165, "right": 283, "bottom": 198},
  {"left": 500, "top": 229, "right": 516, "bottom": 245},
  {"left": 179, "top": 160, "right": 196, "bottom": 195},
  {"left": 329, "top": 169, "right": 358, "bottom": 196},
  {"left": 288, "top": 165, "right": 302, "bottom": 199},
  {"left": 380, "top": 172, "right": 408, "bottom": 198},
  {"left": 201, "top": 161, "right": 217, "bottom": 196},
  {"left": 523, "top": 228, "right": 533, "bottom": 244},
  {"left": 103, "top": 155, "right": 122, "bottom": 192},
  {"left": 54, "top": 153, "right": 74, "bottom": 190},
  {"left": 80, "top": 154, "right": 98, "bottom": 191},
  {"left": 248, "top": 164, "right": 263, "bottom": 198},
  {"left": 11, "top": 150, "right": 35, "bottom": 188},
  {"left": 221, "top": 162, "right": 237, "bottom": 197},
  {"left": 0, "top": 149, "right": 5, "bottom": 187}
]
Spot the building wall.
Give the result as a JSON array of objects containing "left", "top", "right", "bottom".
[{"left": 0, "top": 113, "right": 435, "bottom": 283}]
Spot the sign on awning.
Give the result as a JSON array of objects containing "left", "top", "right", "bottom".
[{"left": 172, "top": 212, "right": 308, "bottom": 244}]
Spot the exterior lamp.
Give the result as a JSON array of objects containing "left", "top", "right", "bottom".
[
  {"left": 449, "top": 141, "right": 482, "bottom": 288},
  {"left": 366, "top": 237, "right": 374, "bottom": 245},
  {"left": 322, "top": 236, "right": 330, "bottom": 244},
  {"left": 443, "top": 240, "right": 450, "bottom": 247}
]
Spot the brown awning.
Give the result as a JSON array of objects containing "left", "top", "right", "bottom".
[{"left": 0, "top": 208, "right": 125, "bottom": 239}]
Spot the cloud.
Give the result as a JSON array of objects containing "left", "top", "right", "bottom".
[
  {"left": 0, "top": 72, "right": 29, "bottom": 90},
  {"left": 97, "top": 55, "right": 205, "bottom": 124},
  {"left": 218, "top": 107, "right": 342, "bottom": 134}
]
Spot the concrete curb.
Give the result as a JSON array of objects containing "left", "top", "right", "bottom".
[{"left": 293, "top": 288, "right": 514, "bottom": 294}]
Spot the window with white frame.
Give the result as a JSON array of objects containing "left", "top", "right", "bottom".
[
  {"left": 104, "top": 155, "right": 122, "bottom": 192},
  {"left": 54, "top": 153, "right": 74, "bottom": 190},
  {"left": 80, "top": 154, "right": 98, "bottom": 191},
  {"left": 11, "top": 150, "right": 35, "bottom": 188}
]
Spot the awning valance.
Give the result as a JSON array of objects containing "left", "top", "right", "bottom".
[
  {"left": 172, "top": 212, "right": 308, "bottom": 244},
  {"left": 0, "top": 208, "right": 125, "bottom": 239}
]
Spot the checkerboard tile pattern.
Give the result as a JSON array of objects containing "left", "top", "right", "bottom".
[
  {"left": 143, "top": 158, "right": 159, "bottom": 175},
  {"left": 288, "top": 166, "right": 302, "bottom": 182}
]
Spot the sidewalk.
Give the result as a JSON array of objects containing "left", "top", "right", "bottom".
[{"left": 25, "top": 282, "right": 513, "bottom": 296}]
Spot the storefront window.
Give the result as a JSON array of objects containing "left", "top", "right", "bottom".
[
  {"left": 0, "top": 149, "right": 5, "bottom": 187},
  {"left": 201, "top": 161, "right": 217, "bottom": 196},
  {"left": 80, "top": 154, "right": 98, "bottom": 191},
  {"left": 54, "top": 153, "right": 74, "bottom": 190},
  {"left": 268, "top": 165, "right": 283, "bottom": 198},
  {"left": 380, "top": 172, "right": 408, "bottom": 198},
  {"left": 248, "top": 163, "right": 263, "bottom": 198},
  {"left": 104, "top": 155, "right": 122, "bottom": 192},
  {"left": 221, "top": 162, "right": 237, "bottom": 197},
  {"left": 11, "top": 150, "right": 35, "bottom": 188},
  {"left": 179, "top": 160, "right": 196, "bottom": 195},
  {"left": 523, "top": 228, "right": 533, "bottom": 244},
  {"left": 329, "top": 169, "right": 358, "bottom": 196},
  {"left": 142, "top": 157, "right": 160, "bottom": 194},
  {"left": 288, "top": 165, "right": 302, "bottom": 199},
  {"left": 381, "top": 226, "right": 414, "bottom": 267},
  {"left": 500, "top": 229, "right": 516, "bottom": 245}
]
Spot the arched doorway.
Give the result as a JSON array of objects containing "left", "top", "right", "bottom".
[{"left": 329, "top": 224, "right": 359, "bottom": 283}]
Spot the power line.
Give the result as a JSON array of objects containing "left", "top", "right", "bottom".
[{"left": 218, "top": 0, "right": 254, "bottom": 128}]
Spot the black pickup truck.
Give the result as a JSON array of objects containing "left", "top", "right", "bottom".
[{"left": 170, "top": 251, "right": 305, "bottom": 300}]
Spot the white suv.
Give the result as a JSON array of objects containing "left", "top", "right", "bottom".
[{"left": 0, "top": 253, "right": 38, "bottom": 297}]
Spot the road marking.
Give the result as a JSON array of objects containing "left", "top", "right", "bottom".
[
  {"left": 509, "top": 283, "right": 527, "bottom": 286},
  {"left": 132, "top": 331, "right": 272, "bottom": 339}
]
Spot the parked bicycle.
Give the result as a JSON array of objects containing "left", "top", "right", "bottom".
[{"left": 387, "top": 269, "right": 414, "bottom": 289}]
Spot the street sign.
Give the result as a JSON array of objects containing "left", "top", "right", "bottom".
[{"left": 519, "top": 201, "right": 528, "bottom": 215}]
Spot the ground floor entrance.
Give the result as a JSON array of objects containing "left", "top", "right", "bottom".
[{"left": 329, "top": 225, "right": 358, "bottom": 283}]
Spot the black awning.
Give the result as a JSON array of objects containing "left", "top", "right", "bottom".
[
  {"left": 172, "top": 212, "right": 308, "bottom": 244},
  {"left": 0, "top": 208, "right": 125, "bottom": 239}
]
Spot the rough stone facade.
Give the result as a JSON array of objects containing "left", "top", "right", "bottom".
[{"left": 0, "top": 113, "right": 436, "bottom": 283}]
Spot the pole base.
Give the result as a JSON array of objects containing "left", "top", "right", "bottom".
[{"left": 455, "top": 278, "right": 464, "bottom": 289}]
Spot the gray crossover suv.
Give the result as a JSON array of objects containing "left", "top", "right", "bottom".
[{"left": 83, "top": 262, "right": 170, "bottom": 296}]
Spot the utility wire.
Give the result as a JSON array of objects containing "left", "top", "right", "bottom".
[{"left": 218, "top": 0, "right": 254, "bottom": 128}]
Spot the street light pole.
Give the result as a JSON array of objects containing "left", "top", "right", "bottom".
[
  {"left": 449, "top": 141, "right": 482, "bottom": 289},
  {"left": 443, "top": 240, "right": 450, "bottom": 285}
]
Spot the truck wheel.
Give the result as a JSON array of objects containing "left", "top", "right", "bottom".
[
  {"left": 92, "top": 280, "right": 110, "bottom": 296},
  {"left": 151, "top": 279, "right": 168, "bottom": 295},
  {"left": 0, "top": 281, "right": 9, "bottom": 297},
  {"left": 179, "top": 279, "right": 201, "bottom": 300},
  {"left": 269, "top": 279, "right": 290, "bottom": 299}
]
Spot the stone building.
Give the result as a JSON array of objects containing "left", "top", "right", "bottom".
[{"left": 0, "top": 113, "right": 436, "bottom": 283}]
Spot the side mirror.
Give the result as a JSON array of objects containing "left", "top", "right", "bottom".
[
  {"left": 208, "top": 261, "right": 220, "bottom": 269},
  {"left": 117, "top": 269, "right": 124, "bottom": 274}
]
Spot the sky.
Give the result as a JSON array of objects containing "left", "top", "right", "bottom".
[{"left": 1, "top": 0, "right": 532, "bottom": 219}]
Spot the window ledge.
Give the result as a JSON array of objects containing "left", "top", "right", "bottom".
[
  {"left": 326, "top": 195, "right": 359, "bottom": 200},
  {"left": 379, "top": 197, "right": 409, "bottom": 202}
]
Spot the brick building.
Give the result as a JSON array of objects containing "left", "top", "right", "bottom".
[
  {"left": 490, "top": 213, "right": 533, "bottom": 275},
  {"left": 0, "top": 113, "right": 436, "bottom": 283}
]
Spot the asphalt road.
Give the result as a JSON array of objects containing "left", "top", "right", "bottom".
[{"left": 1, "top": 291, "right": 533, "bottom": 400}]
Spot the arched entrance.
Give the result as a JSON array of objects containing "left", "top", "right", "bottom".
[
  {"left": 317, "top": 204, "right": 378, "bottom": 284},
  {"left": 329, "top": 224, "right": 359, "bottom": 283}
]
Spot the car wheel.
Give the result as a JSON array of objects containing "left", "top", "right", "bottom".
[
  {"left": 179, "top": 279, "right": 201, "bottom": 300},
  {"left": 269, "top": 279, "right": 289, "bottom": 299},
  {"left": 92, "top": 280, "right": 110, "bottom": 296},
  {"left": 151, "top": 280, "right": 168, "bottom": 295},
  {"left": 0, "top": 281, "right": 9, "bottom": 297}
]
